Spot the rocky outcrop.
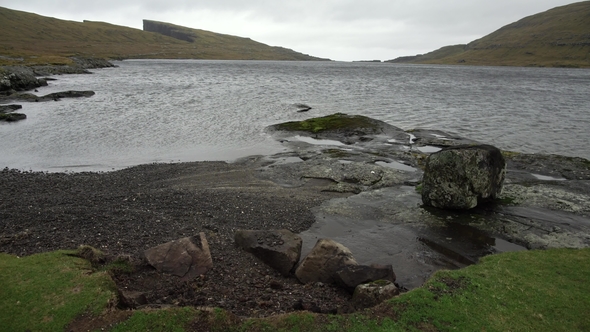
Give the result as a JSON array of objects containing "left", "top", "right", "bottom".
[
  {"left": 0, "top": 104, "right": 22, "bottom": 113},
  {"left": 0, "top": 66, "right": 47, "bottom": 91},
  {"left": 0, "top": 90, "right": 95, "bottom": 103},
  {"left": 333, "top": 264, "right": 396, "bottom": 293},
  {"left": 422, "top": 144, "right": 506, "bottom": 209},
  {"left": 268, "top": 113, "right": 410, "bottom": 145},
  {"left": 295, "top": 238, "right": 358, "bottom": 284},
  {"left": 143, "top": 20, "right": 195, "bottom": 42},
  {"left": 0, "top": 112, "right": 26, "bottom": 122},
  {"left": 234, "top": 229, "right": 302, "bottom": 276},
  {"left": 144, "top": 233, "right": 212, "bottom": 281},
  {"left": 351, "top": 280, "right": 399, "bottom": 309},
  {"left": 1, "top": 58, "right": 115, "bottom": 92}
]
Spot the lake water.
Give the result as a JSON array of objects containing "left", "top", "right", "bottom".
[{"left": 1, "top": 60, "right": 589, "bottom": 172}]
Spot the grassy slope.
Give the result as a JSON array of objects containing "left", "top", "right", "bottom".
[
  {"left": 143, "top": 20, "right": 326, "bottom": 61},
  {"left": 0, "top": 6, "right": 325, "bottom": 65},
  {"left": 1, "top": 248, "right": 588, "bottom": 331},
  {"left": 0, "top": 250, "right": 117, "bottom": 332},
  {"left": 390, "top": 1, "right": 590, "bottom": 68}
]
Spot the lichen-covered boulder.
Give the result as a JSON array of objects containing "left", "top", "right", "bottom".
[
  {"left": 422, "top": 144, "right": 506, "bottom": 209},
  {"left": 295, "top": 238, "right": 358, "bottom": 284},
  {"left": 234, "top": 229, "right": 302, "bottom": 276}
]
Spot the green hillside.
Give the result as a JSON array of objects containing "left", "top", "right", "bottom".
[
  {"left": 388, "top": 1, "right": 590, "bottom": 68},
  {"left": 0, "top": 6, "right": 327, "bottom": 65}
]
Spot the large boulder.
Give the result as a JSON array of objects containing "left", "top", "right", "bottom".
[
  {"left": 144, "top": 233, "right": 212, "bottom": 281},
  {"left": 352, "top": 280, "right": 400, "bottom": 309},
  {"left": 295, "top": 238, "right": 358, "bottom": 284},
  {"left": 421, "top": 144, "right": 506, "bottom": 209},
  {"left": 234, "top": 229, "right": 302, "bottom": 276},
  {"left": 333, "top": 264, "right": 396, "bottom": 293}
]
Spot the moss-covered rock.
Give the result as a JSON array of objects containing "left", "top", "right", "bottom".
[
  {"left": 271, "top": 113, "right": 384, "bottom": 135},
  {"left": 422, "top": 144, "right": 506, "bottom": 209}
]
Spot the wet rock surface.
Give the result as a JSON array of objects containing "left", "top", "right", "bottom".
[{"left": 1, "top": 113, "right": 590, "bottom": 317}]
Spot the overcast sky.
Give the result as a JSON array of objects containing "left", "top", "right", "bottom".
[{"left": 0, "top": 0, "right": 581, "bottom": 61}]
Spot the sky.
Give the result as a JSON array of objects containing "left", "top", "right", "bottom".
[{"left": 0, "top": 0, "right": 581, "bottom": 61}]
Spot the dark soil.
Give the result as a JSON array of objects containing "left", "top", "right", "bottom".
[{"left": 0, "top": 158, "right": 352, "bottom": 317}]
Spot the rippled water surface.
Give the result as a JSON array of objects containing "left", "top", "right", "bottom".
[{"left": 2, "top": 60, "right": 589, "bottom": 171}]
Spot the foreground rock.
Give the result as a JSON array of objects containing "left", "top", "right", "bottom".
[
  {"left": 234, "top": 229, "right": 302, "bottom": 276},
  {"left": 352, "top": 280, "right": 400, "bottom": 309},
  {"left": 295, "top": 238, "right": 358, "bottom": 284},
  {"left": 333, "top": 264, "right": 396, "bottom": 293},
  {"left": 144, "top": 233, "right": 212, "bottom": 281},
  {"left": 118, "top": 290, "right": 147, "bottom": 309},
  {"left": 422, "top": 144, "right": 506, "bottom": 209}
]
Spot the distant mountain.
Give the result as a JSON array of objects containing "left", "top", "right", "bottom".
[
  {"left": 0, "top": 6, "right": 328, "bottom": 65},
  {"left": 388, "top": 1, "right": 590, "bottom": 68}
]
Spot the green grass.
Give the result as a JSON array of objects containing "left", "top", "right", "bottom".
[
  {"left": 0, "top": 250, "right": 117, "bottom": 332},
  {"left": 2, "top": 248, "right": 588, "bottom": 331},
  {"left": 385, "top": 248, "right": 590, "bottom": 331},
  {"left": 110, "top": 307, "right": 197, "bottom": 332},
  {"left": 273, "top": 113, "right": 382, "bottom": 134}
]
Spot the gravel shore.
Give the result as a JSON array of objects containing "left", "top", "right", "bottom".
[{"left": 0, "top": 157, "right": 352, "bottom": 317}]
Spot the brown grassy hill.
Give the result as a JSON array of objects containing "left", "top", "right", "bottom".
[
  {"left": 0, "top": 6, "right": 327, "bottom": 65},
  {"left": 388, "top": 1, "right": 590, "bottom": 68}
]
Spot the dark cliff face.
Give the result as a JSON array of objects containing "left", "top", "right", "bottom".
[{"left": 143, "top": 20, "right": 194, "bottom": 43}]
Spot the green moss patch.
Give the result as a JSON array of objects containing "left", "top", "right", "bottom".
[{"left": 273, "top": 113, "right": 382, "bottom": 134}]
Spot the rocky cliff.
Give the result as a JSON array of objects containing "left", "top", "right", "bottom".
[{"left": 143, "top": 20, "right": 194, "bottom": 42}]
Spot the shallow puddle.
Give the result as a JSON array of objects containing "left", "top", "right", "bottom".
[
  {"left": 531, "top": 173, "right": 567, "bottom": 181},
  {"left": 375, "top": 160, "right": 417, "bottom": 172},
  {"left": 294, "top": 135, "right": 346, "bottom": 146},
  {"left": 299, "top": 186, "right": 529, "bottom": 289},
  {"left": 416, "top": 145, "right": 442, "bottom": 153}
]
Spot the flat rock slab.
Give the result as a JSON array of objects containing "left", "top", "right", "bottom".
[{"left": 144, "top": 233, "right": 212, "bottom": 281}]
